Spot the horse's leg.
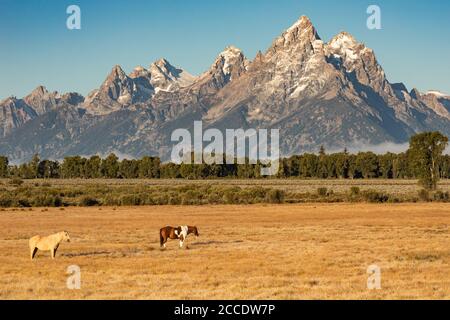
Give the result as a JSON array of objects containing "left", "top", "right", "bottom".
[
  {"left": 30, "top": 247, "right": 38, "bottom": 260},
  {"left": 179, "top": 235, "right": 184, "bottom": 248},
  {"left": 160, "top": 232, "right": 166, "bottom": 248}
]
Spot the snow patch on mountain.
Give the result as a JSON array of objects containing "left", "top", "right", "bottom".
[{"left": 426, "top": 90, "right": 450, "bottom": 98}]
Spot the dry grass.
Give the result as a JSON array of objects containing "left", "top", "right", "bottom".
[{"left": 0, "top": 204, "right": 449, "bottom": 299}]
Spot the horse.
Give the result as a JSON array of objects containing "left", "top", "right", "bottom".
[
  {"left": 159, "top": 226, "right": 199, "bottom": 248},
  {"left": 29, "top": 231, "right": 71, "bottom": 260}
]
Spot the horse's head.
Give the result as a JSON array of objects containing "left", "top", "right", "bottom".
[{"left": 62, "top": 231, "right": 71, "bottom": 242}]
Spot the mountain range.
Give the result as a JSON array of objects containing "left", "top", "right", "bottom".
[{"left": 1, "top": 15, "right": 450, "bottom": 162}]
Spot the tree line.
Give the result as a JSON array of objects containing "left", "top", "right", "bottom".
[{"left": 0, "top": 132, "right": 448, "bottom": 190}]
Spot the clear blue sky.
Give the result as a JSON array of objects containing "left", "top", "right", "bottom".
[{"left": 0, "top": 0, "right": 449, "bottom": 98}]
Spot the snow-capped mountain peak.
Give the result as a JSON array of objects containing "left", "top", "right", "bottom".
[
  {"left": 269, "top": 15, "right": 320, "bottom": 53},
  {"left": 326, "top": 32, "right": 368, "bottom": 69},
  {"left": 215, "top": 46, "right": 249, "bottom": 79},
  {"left": 149, "top": 58, "right": 196, "bottom": 92},
  {"left": 329, "top": 32, "right": 358, "bottom": 48},
  {"left": 284, "top": 15, "right": 319, "bottom": 40}
]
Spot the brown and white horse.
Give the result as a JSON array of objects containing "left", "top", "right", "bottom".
[{"left": 159, "top": 226, "right": 199, "bottom": 248}]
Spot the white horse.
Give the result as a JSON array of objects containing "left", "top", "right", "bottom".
[{"left": 29, "top": 231, "right": 71, "bottom": 260}]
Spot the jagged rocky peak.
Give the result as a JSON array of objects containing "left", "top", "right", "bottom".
[
  {"left": 27, "top": 85, "right": 49, "bottom": 97},
  {"left": 23, "top": 85, "right": 59, "bottom": 114},
  {"left": 129, "top": 65, "right": 150, "bottom": 79},
  {"left": 105, "top": 65, "right": 129, "bottom": 83},
  {"left": 326, "top": 31, "right": 389, "bottom": 94},
  {"left": 418, "top": 89, "right": 450, "bottom": 119},
  {"left": 24, "top": 85, "right": 56, "bottom": 103},
  {"left": 281, "top": 15, "right": 320, "bottom": 43},
  {"left": 0, "top": 96, "right": 18, "bottom": 105},
  {"left": 193, "top": 46, "right": 248, "bottom": 92},
  {"left": 392, "top": 83, "right": 408, "bottom": 92},
  {"left": 149, "top": 58, "right": 173, "bottom": 77},
  {"left": 326, "top": 32, "right": 369, "bottom": 68},
  {"left": 0, "top": 85, "right": 72, "bottom": 137},
  {"left": 268, "top": 15, "right": 320, "bottom": 54},
  {"left": 391, "top": 83, "right": 410, "bottom": 101},
  {"left": 128, "top": 65, "right": 154, "bottom": 100},
  {"left": 410, "top": 88, "right": 421, "bottom": 99},
  {"left": 212, "top": 46, "right": 249, "bottom": 80},
  {"left": 22, "top": 86, "right": 84, "bottom": 107},
  {"left": 328, "top": 31, "right": 359, "bottom": 48},
  {"left": 186, "top": 46, "right": 249, "bottom": 97},
  {"left": 82, "top": 64, "right": 136, "bottom": 111},
  {"left": 102, "top": 65, "right": 133, "bottom": 101},
  {"left": 0, "top": 96, "right": 36, "bottom": 137},
  {"left": 60, "top": 92, "right": 85, "bottom": 105},
  {"left": 84, "top": 59, "right": 197, "bottom": 115},
  {"left": 245, "top": 15, "right": 337, "bottom": 101},
  {"left": 149, "top": 58, "right": 196, "bottom": 92},
  {"left": 152, "top": 58, "right": 171, "bottom": 69}
]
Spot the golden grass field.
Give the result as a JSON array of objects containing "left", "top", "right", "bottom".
[{"left": 0, "top": 203, "right": 449, "bottom": 299}]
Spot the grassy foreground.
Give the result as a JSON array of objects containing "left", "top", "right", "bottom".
[{"left": 0, "top": 204, "right": 449, "bottom": 299}]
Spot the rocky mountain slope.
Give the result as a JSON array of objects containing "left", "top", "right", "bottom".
[{"left": 1, "top": 16, "right": 449, "bottom": 162}]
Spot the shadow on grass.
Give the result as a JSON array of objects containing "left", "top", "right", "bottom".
[
  {"left": 59, "top": 240, "right": 246, "bottom": 256},
  {"left": 61, "top": 250, "right": 111, "bottom": 257},
  {"left": 156, "top": 240, "right": 244, "bottom": 251},
  {"left": 191, "top": 240, "right": 244, "bottom": 246}
]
